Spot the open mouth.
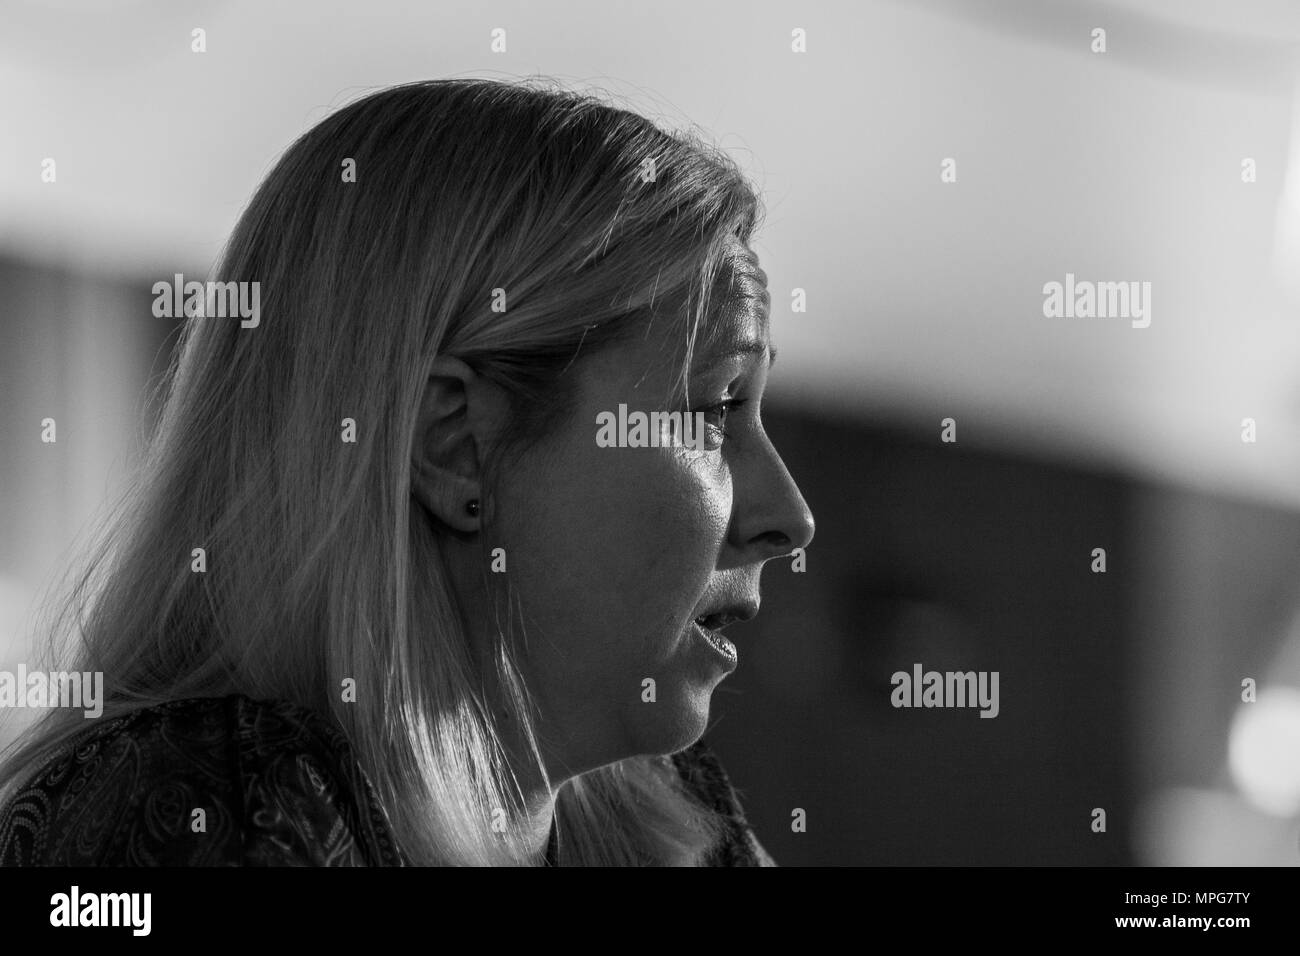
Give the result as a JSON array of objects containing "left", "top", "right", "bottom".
[{"left": 693, "top": 615, "right": 738, "bottom": 663}]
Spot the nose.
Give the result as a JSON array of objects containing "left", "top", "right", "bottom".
[{"left": 730, "top": 432, "right": 816, "bottom": 562}]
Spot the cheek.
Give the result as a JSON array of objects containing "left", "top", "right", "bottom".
[
  {"left": 498, "top": 442, "right": 731, "bottom": 641},
  {"left": 594, "top": 455, "right": 725, "bottom": 578},
  {"left": 605, "top": 451, "right": 731, "bottom": 607}
]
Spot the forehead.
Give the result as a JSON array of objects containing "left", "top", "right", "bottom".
[
  {"left": 697, "top": 250, "right": 772, "bottom": 360},
  {"left": 700, "top": 292, "right": 769, "bottom": 356},
  {"left": 575, "top": 246, "right": 773, "bottom": 398}
]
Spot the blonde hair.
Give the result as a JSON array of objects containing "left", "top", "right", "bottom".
[{"left": 0, "top": 78, "right": 765, "bottom": 865}]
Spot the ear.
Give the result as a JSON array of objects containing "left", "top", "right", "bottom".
[{"left": 410, "top": 355, "right": 509, "bottom": 532}]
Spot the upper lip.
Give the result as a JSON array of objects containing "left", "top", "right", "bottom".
[{"left": 694, "top": 601, "right": 760, "bottom": 631}]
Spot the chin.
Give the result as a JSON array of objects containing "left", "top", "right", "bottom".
[{"left": 628, "top": 683, "right": 715, "bottom": 757}]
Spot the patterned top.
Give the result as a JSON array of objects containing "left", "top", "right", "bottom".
[{"left": 0, "top": 695, "right": 773, "bottom": 866}]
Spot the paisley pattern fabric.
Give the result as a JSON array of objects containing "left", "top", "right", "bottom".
[
  {"left": 673, "top": 740, "right": 775, "bottom": 867},
  {"left": 0, "top": 694, "right": 773, "bottom": 866},
  {"left": 0, "top": 696, "right": 403, "bottom": 866}
]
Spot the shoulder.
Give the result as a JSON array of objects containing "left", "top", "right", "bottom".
[
  {"left": 0, "top": 695, "right": 404, "bottom": 867},
  {"left": 672, "top": 739, "right": 776, "bottom": 867}
]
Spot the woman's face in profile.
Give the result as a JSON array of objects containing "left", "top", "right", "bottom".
[{"left": 492, "top": 281, "right": 815, "bottom": 776}]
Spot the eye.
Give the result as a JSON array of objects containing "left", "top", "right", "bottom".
[{"left": 699, "top": 398, "right": 747, "bottom": 447}]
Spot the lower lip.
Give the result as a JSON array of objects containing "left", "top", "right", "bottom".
[{"left": 693, "top": 621, "right": 738, "bottom": 665}]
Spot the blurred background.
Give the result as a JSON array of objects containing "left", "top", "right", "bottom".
[{"left": 3, "top": 0, "right": 1299, "bottom": 864}]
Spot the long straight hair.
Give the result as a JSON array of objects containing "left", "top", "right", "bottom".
[{"left": 0, "top": 78, "right": 765, "bottom": 865}]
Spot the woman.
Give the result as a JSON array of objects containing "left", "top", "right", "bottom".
[{"left": 0, "top": 78, "right": 814, "bottom": 866}]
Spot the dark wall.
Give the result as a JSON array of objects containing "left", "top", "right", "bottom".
[
  {"left": 708, "top": 405, "right": 1300, "bottom": 865},
  {"left": 707, "top": 406, "right": 1136, "bottom": 865}
]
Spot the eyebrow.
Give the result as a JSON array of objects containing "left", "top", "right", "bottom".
[{"left": 705, "top": 338, "right": 777, "bottom": 367}]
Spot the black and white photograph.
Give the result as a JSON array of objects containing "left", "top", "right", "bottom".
[{"left": 0, "top": 0, "right": 1296, "bottom": 938}]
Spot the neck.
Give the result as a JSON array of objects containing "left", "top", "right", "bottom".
[
  {"left": 438, "top": 532, "right": 575, "bottom": 864},
  {"left": 486, "top": 691, "right": 566, "bottom": 865}
]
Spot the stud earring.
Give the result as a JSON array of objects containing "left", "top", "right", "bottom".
[{"left": 466, "top": 499, "right": 480, "bottom": 518}]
